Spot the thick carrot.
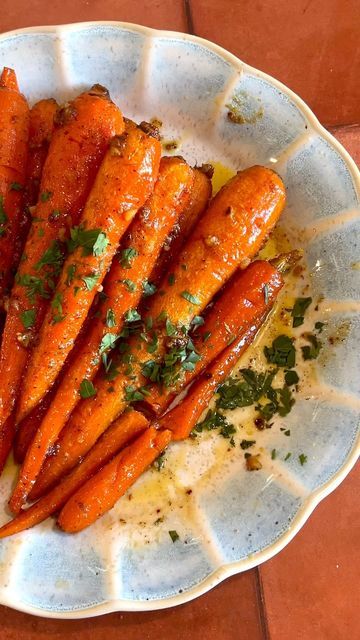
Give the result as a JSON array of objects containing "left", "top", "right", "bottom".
[
  {"left": 0, "top": 67, "right": 30, "bottom": 303},
  {"left": 25, "top": 156, "right": 194, "bottom": 487},
  {"left": 145, "top": 259, "right": 285, "bottom": 414},
  {"left": 0, "top": 410, "right": 148, "bottom": 537},
  {"left": 0, "top": 85, "right": 123, "bottom": 451},
  {"left": 17, "top": 121, "right": 161, "bottom": 423},
  {"left": 23, "top": 98, "right": 58, "bottom": 220},
  {"left": 149, "top": 164, "right": 212, "bottom": 285},
  {"left": 58, "top": 427, "right": 171, "bottom": 533},
  {"left": 30, "top": 165, "right": 285, "bottom": 500}
]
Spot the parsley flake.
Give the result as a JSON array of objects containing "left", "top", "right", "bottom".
[
  {"left": 264, "top": 335, "right": 296, "bottom": 368},
  {"left": 20, "top": 309, "right": 36, "bottom": 329},
  {"left": 82, "top": 273, "right": 100, "bottom": 291},
  {"left": 79, "top": 379, "right": 97, "bottom": 398},
  {"left": 180, "top": 290, "right": 200, "bottom": 305},
  {"left": 105, "top": 308, "right": 116, "bottom": 328},
  {"left": 168, "top": 530, "right": 179, "bottom": 543},
  {"left": 119, "top": 247, "right": 138, "bottom": 268}
]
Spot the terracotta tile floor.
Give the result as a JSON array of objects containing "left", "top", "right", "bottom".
[{"left": 0, "top": 2, "right": 359, "bottom": 637}]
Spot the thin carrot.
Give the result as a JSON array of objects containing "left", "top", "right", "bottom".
[
  {"left": 156, "top": 252, "right": 301, "bottom": 440},
  {"left": 0, "top": 67, "right": 30, "bottom": 304},
  {"left": 149, "top": 164, "right": 212, "bottom": 284},
  {"left": 25, "top": 156, "right": 193, "bottom": 490},
  {"left": 0, "top": 410, "right": 148, "bottom": 538},
  {"left": 23, "top": 98, "right": 58, "bottom": 222},
  {"left": 30, "top": 165, "right": 285, "bottom": 499},
  {"left": 145, "top": 258, "right": 285, "bottom": 414},
  {"left": 58, "top": 427, "right": 171, "bottom": 533},
  {"left": 13, "top": 390, "right": 56, "bottom": 464},
  {"left": 0, "top": 85, "right": 123, "bottom": 455},
  {"left": 17, "top": 121, "right": 161, "bottom": 422}
]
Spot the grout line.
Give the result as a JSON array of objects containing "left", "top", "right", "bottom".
[
  {"left": 255, "top": 566, "right": 271, "bottom": 640},
  {"left": 184, "top": 0, "right": 195, "bottom": 35}
]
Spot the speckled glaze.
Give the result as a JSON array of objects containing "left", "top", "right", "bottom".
[{"left": 0, "top": 22, "right": 359, "bottom": 619}]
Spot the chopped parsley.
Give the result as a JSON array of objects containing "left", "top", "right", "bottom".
[
  {"left": 105, "top": 308, "right": 116, "bottom": 328},
  {"left": 79, "top": 379, "right": 97, "bottom": 398},
  {"left": 263, "top": 283, "right": 269, "bottom": 305},
  {"left": 20, "top": 309, "right": 36, "bottom": 330},
  {"left": 0, "top": 196, "right": 8, "bottom": 236},
  {"left": 264, "top": 335, "right": 296, "bottom": 368},
  {"left": 10, "top": 182, "right": 23, "bottom": 191},
  {"left": 271, "top": 448, "right": 277, "bottom": 460},
  {"left": 168, "top": 530, "right": 179, "bottom": 543},
  {"left": 142, "top": 281, "right": 157, "bottom": 297},
  {"left": 40, "top": 190, "right": 52, "bottom": 202},
  {"left": 122, "top": 279, "right": 136, "bottom": 292},
  {"left": 124, "top": 385, "right": 150, "bottom": 403},
  {"left": 124, "top": 308, "right": 141, "bottom": 323},
  {"left": 66, "top": 264, "right": 77, "bottom": 286},
  {"left": 99, "top": 333, "right": 117, "bottom": 354},
  {"left": 168, "top": 273, "right": 175, "bottom": 286},
  {"left": 191, "top": 315, "right": 204, "bottom": 327},
  {"left": 315, "top": 321, "right": 325, "bottom": 333},
  {"left": 82, "top": 273, "right": 100, "bottom": 291},
  {"left": 291, "top": 297, "right": 312, "bottom": 327},
  {"left": 299, "top": 453, "right": 308, "bottom": 466},
  {"left": 67, "top": 226, "right": 108, "bottom": 256},
  {"left": 35, "top": 240, "right": 63, "bottom": 276},
  {"left": 217, "top": 369, "right": 277, "bottom": 411},
  {"left": 240, "top": 439, "right": 256, "bottom": 450},
  {"left": 154, "top": 452, "right": 166, "bottom": 471},
  {"left": 194, "top": 409, "right": 236, "bottom": 440},
  {"left": 51, "top": 292, "right": 65, "bottom": 323},
  {"left": 119, "top": 246, "right": 138, "bottom": 268},
  {"left": 180, "top": 290, "right": 200, "bottom": 305},
  {"left": 284, "top": 370, "right": 299, "bottom": 386},
  {"left": 16, "top": 274, "right": 50, "bottom": 302},
  {"left": 284, "top": 452, "right": 292, "bottom": 461},
  {"left": 301, "top": 333, "right": 322, "bottom": 360}
]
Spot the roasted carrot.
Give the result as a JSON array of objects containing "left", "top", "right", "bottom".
[
  {"left": 30, "top": 165, "right": 285, "bottom": 500},
  {"left": 13, "top": 391, "right": 56, "bottom": 464},
  {"left": 0, "top": 85, "right": 123, "bottom": 472},
  {"left": 25, "top": 156, "right": 193, "bottom": 488},
  {"left": 23, "top": 98, "right": 58, "bottom": 221},
  {"left": 156, "top": 252, "right": 301, "bottom": 440},
  {"left": 149, "top": 164, "right": 212, "bottom": 285},
  {"left": 145, "top": 258, "right": 285, "bottom": 414},
  {"left": 0, "top": 67, "right": 30, "bottom": 304},
  {"left": 58, "top": 427, "right": 171, "bottom": 533},
  {"left": 0, "top": 410, "right": 148, "bottom": 537},
  {"left": 17, "top": 121, "right": 161, "bottom": 422}
]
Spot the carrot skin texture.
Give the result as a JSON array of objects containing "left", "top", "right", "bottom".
[
  {"left": 147, "top": 260, "right": 284, "bottom": 414},
  {"left": 30, "top": 165, "right": 284, "bottom": 500},
  {"left": 58, "top": 427, "right": 171, "bottom": 533},
  {"left": 149, "top": 166, "right": 212, "bottom": 285},
  {"left": 23, "top": 98, "right": 58, "bottom": 218},
  {"left": 29, "top": 157, "right": 194, "bottom": 500},
  {"left": 13, "top": 391, "right": 56, "bottom": 464},
  {"left": 17, "top": 123, "right": 161, "bottom": 422},
  {"left": 0, "top": 67, "right": 30, "bottom": 302},
  {"left": 0, "top": 410, "right": 148, "bottom": 538},
  {"left": 0, "top": 86, "right": 123, "bottom": 443}
]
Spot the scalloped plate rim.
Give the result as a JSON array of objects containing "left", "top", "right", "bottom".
[{"left": 0, "top": 20, "right": 358, "bottom": 619}]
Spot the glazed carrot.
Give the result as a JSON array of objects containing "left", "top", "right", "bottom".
[
  {"left": 13, "top": 390, "right": 56, "bottom": 464},
  {"left": 23, "top": 98, "right": 58, "bottom": 221},
  {"left": 17, "top": 121, "right": 161, "bottom": 422},
  {"left": 0, "top": 85, "right": 123, "bottom": 445},
  {"left": 0, "top": 67, "right": 30, "bottom": 303},
  {"left": 149, "top": 164, "right": 212, "bottom": 284},
  {"left": 0, "top": 410, "right": 148, "bottom": 537},
  {"left": 146, "top": 258, "right": 285, "bottom": 414},
  {"left": 30, "top": 165, "right": 285, "bottom": 500},
  {"left": 0, "top": 414, "right": 15, "bottom": 474},
  {"left": 25, "top": 156, "right": 193, "bottom": 485},
  {"left": 156, "top": 252, "right": 301, "bottom": 440},
  {"left": 58, "top": 427, "right": 171, "bottom": 533}
]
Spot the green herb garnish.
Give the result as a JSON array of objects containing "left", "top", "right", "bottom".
[
  {"left": 40, "top": 190, "right": 52, "bottom": 202},
  {"left": 169, "top": 530, "right": 179, "bottom": 543},
  {"left": 79, "top": 379, "right": 97, "bottom": 398},
  {"left": 67, "top": 226, "right": 107, "bottom": 256},
  {"left": 99, "top": 333, "right": 117, "bottom": 354},
  {"left": 142, "top": 281, "right": 157, "bottom": 297},
  {"left": 180, "top": 290, "right": 200, "bottom": 305},
  {"left": 10, "top": 182, "right": 23, "bottom": 191},
  {"left": 105, "top": 308, "right": 116, "bottom": 328},
  {"left": 20, "top": 309, "right": 36, "bottom": 329},
  {"left": 51, "top": 292, "right": 65, "bottom": 323},
  {"left": 240, "top": 439, "right": 256, "bottom": 450},
  {"left": 264, "top": 335, "right": 296, "bottom": 368},
  {"left": 291, "top": 297, "right": 312, "bottom": 328},
  {"left": 119, "top": 246, "right": 138, "bottom": 268},
  {"left": 124, "top": 308, "right": 141, "bottom": 323},
  {"left": 299, "top": 453, "right": 308, "bottom": 466},
  {"left": 285, "top": 370, "right": 299, "bottom": 386},
  {"left": 301, "top": 333, "right": 322, "bottom": 360}
]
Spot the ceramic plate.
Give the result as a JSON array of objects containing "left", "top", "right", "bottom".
[{"left": 0, "top": 22, "right": 359, "bottom": 619}]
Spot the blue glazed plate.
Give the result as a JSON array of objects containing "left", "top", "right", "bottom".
[{"left": 0, "top": 22, "right": 359, "bottom": 618}]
